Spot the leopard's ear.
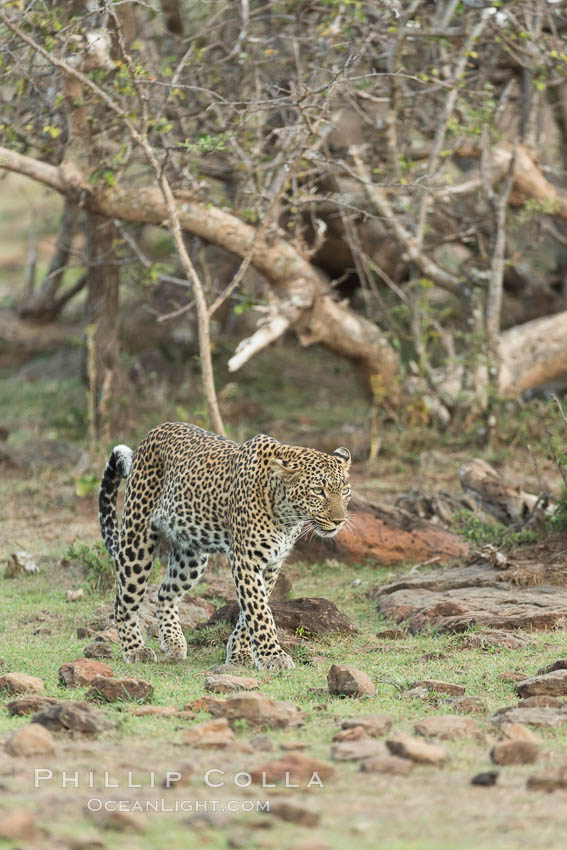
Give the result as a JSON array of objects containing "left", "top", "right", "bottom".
[
  {"left": 271, "top": 456, "right": 302, "bottom": 484},
  {"left": 332, "top": 447, "right": 351, "bottom": 471}
]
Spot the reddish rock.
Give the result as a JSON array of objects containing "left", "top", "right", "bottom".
[
  {"left": 204, "top": 674, "right": 260, "bottom": 694},
  {"left": 332, "top": 726, "right": 367, "bottom": 743},
  {"left": 520, "top": 696, "right": 565, "bottom": 708},
  {"left": 327, "top": 665, "right": 376, "bottom": 698},
  {"left": 280, "top": 740, "right": 309, "bottom": 751},
  {"left": 463, "top": 631, "right": 530, "bottom": 650},
  {"left": 250, "top": 753, "right": 335, "bottom": 785},
  {"left": 331, "top": 740, "right": 387, "bottom": 762},
  {"left": 131, "top": 705, "right": 178, "bottom": 717},
  {"left": 376, "top": 629, "right": 407, "bottom": 640},
  {"left": 206, "top": 692, "right": 306, "bottom": 730},
  {"left": 268, "top": 801, "right": 320, "bottom": 827},
  {"left": 413, "top": 680, "right": 465, "bottom": 696},
  {"left": 450, "top": 697, "right": 487, "bottom": 715},
  {"left": 499, "top": 672, "right": 526, "bottom": 683},
  {"left": 32, "top": 701, "right": 110, "bottom": 735},
  {"left": 527, "top": 767, "right": 567, "bottom": 792},
  {"left": 492, "top": 707, "right": 567, "bottom": 729},
  {"left": 340, "top": 714, "right": 393, "bottom": 737},
  {"left": 203, "top": 597, "right": 356, "bottom": 637},
  {"left": 0, "top": 811, "right": 37, "bottom": 841},
  {"left": 499, "top": 723, "right": 540, "bottom": 743},
  {"left": 516, "top": 671, "right": 567, "bottom": 698},
  {"left": 85, "top": 676, "right": 153, "bottom": 703},
  {"left": 6, "top": 696, "right": 59, "bottom": 716},
  {"left": 360, "top": 754, "right": 414, "bottom": 775},
  {"left": 59, "top": 659, "right": 114, "bottom": 687},
  {"left": 414, "top": 715, "right": 481, "bottom": 741},
  {"left": 0, "top": 673, "right": 45, "bottom": 695},
  {"left": 83, "top": 642, "right": 113, "bottom": 659},
  {"left": 6, "top": 724, "right": 56, "bottom": 756},
  {"left": 537, "top": 659, "right": 567, "bottom": 676},
  {"left": 491, "top": 740, "right": 539, "bottom": 766},
  {"left": 386, "top": 734, "right": 447, "bottom": 765},
  {"left": 181, "top": 717, "right": 236, "bottom": 748}
]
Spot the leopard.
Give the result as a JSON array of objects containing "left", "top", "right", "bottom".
[{"left": 98, "top": 421, "right": 351, "bottom": 671}]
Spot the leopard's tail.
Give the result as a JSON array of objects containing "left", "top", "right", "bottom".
[{"left": 99, "top": 444, "right": 133, "bottom": 559}]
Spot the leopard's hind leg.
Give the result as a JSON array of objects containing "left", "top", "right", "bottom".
[
  {"left": 115, "top": 522, "right": 159, "bottom": 662},
  {"left": 156, "top": 546, "right": 208, "bottom": 660}
]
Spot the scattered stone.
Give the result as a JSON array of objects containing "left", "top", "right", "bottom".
[
  {"left": 131, "top": 705, "right": 178, "bottom": 717},
  {"left": 491, "top": 706, "right": 567, "bottom": 729},
  {"left": 333, "top": 726, "right": 367, "bottom": 743},
  {"left": 204, "top": 673, "right": 260, "bottom": 694},
  {"left": 249, "top": 734, "right": 274, "bottom": 752},
  {"left": 32, "top": 701, "right": 111, "bottom": 735},
  {"left": 499, "top": 671, "right": 526, "bottom": 683},
  {"left": 66, "top": 589, "right": 84, "bottom": 602},
  {"left": 181, "top": 717, "right": 236, "bottom": 748},
  {"left": 250, "top": 753, "right": 335, "bottom": 785},
  {"left": 76, "top": 627, "right": 95, "bottom": 639},
  {"left": 161, "top": 765, "right": 194, "bottom": 788},
  {"left": 331, "top": 740, "right": 387, "bottom": 762},
  {"left": 203, "top": 597, "right": 357, "bottom": 636},
  {"left": 490, "top": 740, "right": 539, "bottom": 766},
  {"left": 4, "top": 551, "right": 39, "bottom": 577},
  {"left": 88, "top": 808, "right": 146, "bottom": 833},
  {"left": 386, "top": 734, "right": 447, "bottom": 765},
  {"left": 403, "top": 685, "right": 429, "bottom": 701},
  {"left": 206, "top": 692, "right": 306, "bottom": 729},
  {"left": 516, "top": 671, "right": 567, "bottom": 698},
  {"left": 449, "top": 697, "right": 487, "bottom": 715},
  {"left": 527, "top": 767, "right": 567, "bottom": 792},
  {"left": 360, "top": 754, "right": 414, "bottom": 776},
  {"left": 499, "top": 723, "right": 540, "bottom": 742},
  {"left": 268, "top": 801, "right": 320, "bottom": 827},
  {"left": 83, "top": 642, "right": 113, "bottom": 659},
  {"left": 59, "top": 659, "right": 114, "bottom": 687},
  {"left": 413, "top": 680, "right": 465, "bottom": 697},
  {"left": 340, "top": 714, "right": 393, "bottom": 737},
  {"left": 462, "top": 630, "right": 530, "bottom": 650},
  {"left": 471, "top": 771, "right": 499, "bottom": 787},
  {"left": 327, "top": 665, "right": 376, "bottom": 698},
  {"left": 6, "top": 723, "right": 56, "bottom": 756},
  {"left": 537, "top": 659, "right": 567, "bottom": 676},
  {"left": 520, "top": 695, "right": 564, "bottom": 708},
  {"left": 6, "top": 696, "right": 59, "bottom": 716},
  {"left": 281, "top": 741, "right": 309, "bottom": 751},
  {"left": 0, "top": 672, "right": 45, "bottom": 695},
  {"left": 0, "top": 811, "right": 37, "bottom": 840},
  {"left": 376, "top": 629, "right": 406, "bottom": 640},
  {"left": 183, "top": 695, "right": 221, "bottom": 714},
  {"left": 414, "top": 715, "right": 481, "bottom": 741},
  {"left": 86, "top": 676, "right": 153, "bottom": 703}
]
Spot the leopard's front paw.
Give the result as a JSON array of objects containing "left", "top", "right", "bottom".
[
  {"left": 123, "top": 646, "right": 157, "bottom": 663},
  {"left": 255, "top": 651, "right": 295, "bottom": 672},
  {"left": 225, "top": 651, "right": 255, "bottom": 668}
]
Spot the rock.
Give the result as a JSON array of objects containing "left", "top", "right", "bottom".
[
  {"left": 6, "top": 696, "right": 59, "bottom": 716},
  {"left": 327, "top": 665, "right": 376, "bottom": 698},
  {"left": 520, "top": 695, "right": 565, "bottom": 708},
  {"left": 294, "top": 493, "right": 468, "bottom": 565},
  {"left": 538, "top": 659, "right": 567, "bottom": 675},
  {"left": 331, "top": 740, "right": 387, "bottom": 762},
  {"left": 471, "top": 771, "right": 499, "bottom": 787},
  {"left": 414, "top": 715, "right": 481, "bottom": 740},
  {"left": 386, "top": 734, "right": 447, "bottom": 765},
  {"left": 76, "top": 627, "right": 95, "bottom": 639},
  {"left": 249, "top": 734, "right": 274, "bottom": 752},
  {"left": 6, "top": 724, "right": 56, "bottom": 756},
  {"left": 360, "top": 754, "right": 414, "bottom": 775},
  {"left": 490, "top": 740, "right": 539, "bottom": 765},
  {"left": 250, "top": 753, "right": 335, "bottom": 785},
  {"left": 202, "top": 597, "right": 356, "bottom": 637},
  {"left": 527, "top": 767, "right": 567, "bottom": 792},
  {"left": 204, "top": 674, "right": 260, "bottom": 694},
  {"left": 499, "top": 671, "right": 526, "bottom": 683},
  {"left": 181, "top": 718, "right": 236, "bottom": 748},
  {"left": 32, "top": 701, "right": 111, "bottom": 735},
  {"left": 86, "top": 676, "right": 153, "bottom": 703},
  {"left": 66, "top": 589, "right": 84, "bottom": 602},
  {"left": 268, "top": 801, "right": 320, "bottom": 827},
  {"left": 177, "top": 595, "right": 217, "bottom": 631},
  {"left": 131, "top": 705, "right": 178, "bottom": 717},
  {"left": 413, "top": 680, "right": 465, "bottom": 696},
  {"left": 462, "top": 630, "right": 530, "bottom": 650},
  {"left": 88, "top": 809, "right": 146, "bottom": 833},
  {"left": 499, "top": 723, "right": 540, "bottom": 742},
  {"left": 59, "top": 659, "right": 114, "bottom": 687},
  {"left": 281, "top": 741, "right": 309, "bottom": 751},
  {"left": 0, "top": 811, "right": 37, "bottom": 840},
  {"left": 206, "top": 692, "right": 306, "bottom": 729},
  {"left": 0, "top": 672, "right": 45, "bottom": 695},
  {"left": 83, "top": 642, "right": 113, "bottom": 659},
  {"left": 374, "top": 557, "right": 567, "bottom": 633},
  {"left": 332, "top": 726, "right": 367, "bottom": 743},
  {"left": 162, "top": 765, "right": 194, "bottom": 788},
  {"left": 376, "top": 629, "right": 407, "bottom": 640},
  {"left": 516, "top": 671, "right": 567, "bottom": 698},
  {"left": 340, "top": 714, "right": 393, "bottom": 737},
  {"left": 491, "top": 707, "right": 567, "bottom": 728},
  {"left": 449, "top": 697, "right": 487, "bottom": 715}
]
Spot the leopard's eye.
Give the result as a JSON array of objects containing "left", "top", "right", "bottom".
[
  {"left": 342, "top": 486, "right": 351, "bottom": 496},
  {"left": 311, "top": 487, "right": 325, "bottom": 496}
]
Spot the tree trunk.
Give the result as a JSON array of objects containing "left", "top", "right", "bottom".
[{"left": 83, "top": 213, "right": 122, "bottom": 443}]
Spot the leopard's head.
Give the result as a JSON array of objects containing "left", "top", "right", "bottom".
[{"left": 272, "top": 445, "right": 352, "bottom": 537}]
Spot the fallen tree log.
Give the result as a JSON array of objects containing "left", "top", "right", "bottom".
[
  {"left": 292, "top": 493, "right": 469, "bottom": 565},
  {"left": 458, "top": 459, "right": 549, "bottom": 525}
]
